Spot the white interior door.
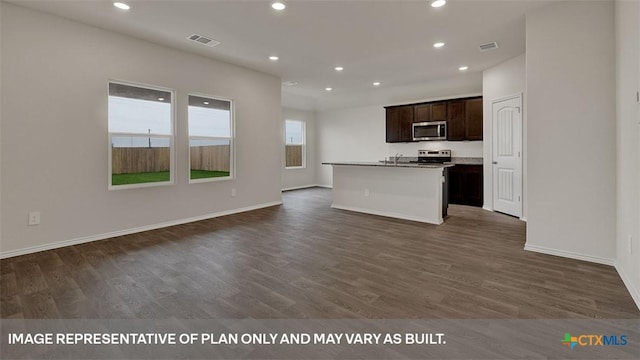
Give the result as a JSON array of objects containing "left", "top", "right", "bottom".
[{"left": 492, "top": 95, "right": 522, "bottom": 217}]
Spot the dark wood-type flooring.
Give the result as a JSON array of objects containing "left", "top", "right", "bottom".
[{"left": 1, "top": 188, "right": 638, "bottom": 319}]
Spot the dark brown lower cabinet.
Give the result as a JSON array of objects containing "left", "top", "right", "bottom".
[{"left": 448, "top": 164, "right": 483, "bottom": 207}]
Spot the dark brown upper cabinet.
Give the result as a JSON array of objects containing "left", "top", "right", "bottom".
[
  {"left": 414, "top": 102, "right": 447, "bottom": 123},
  {"left": 465, "top": 97, "right": 483, "bottom": 140},
  {"left": 385, "top": 96, "right": 482, "bottom": 143},
  {"left": 446, "top": 100, "right": 466, "bottom": 141},
  {"left": 447, "top": 97, "right": 483, "bottom": 141},
  {"left": 385, "top": 105, "right": 414, "bottom": 143},
  {"left": 413, "top": 104, "right": 432, "bottom": 123},
  {"left": 431, "top": 102, "right": 447, "bottom": 121}
]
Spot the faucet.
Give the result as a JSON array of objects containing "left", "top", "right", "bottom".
[{"left": 394, "top": 153, "right": 403, "bottom": 165}]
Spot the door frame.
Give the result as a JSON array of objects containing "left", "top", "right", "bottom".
[{"left": 489, "top": 93, "right": 524, "bottom": 220}]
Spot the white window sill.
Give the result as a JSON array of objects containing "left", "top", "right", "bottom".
[
  {"left": 189, "top": 176, "right": 233, "bottom": 184},
  {"left": 109, "top": 180, "right": 174, "bottom": 190}
]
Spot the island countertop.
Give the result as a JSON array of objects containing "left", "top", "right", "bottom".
[{"left": 322, "top": 161, "right": 454, "bottom": 169}]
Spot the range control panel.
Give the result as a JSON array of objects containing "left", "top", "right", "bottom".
[{"left": 418, "top": 149, "right": 451, "bottom": 158}]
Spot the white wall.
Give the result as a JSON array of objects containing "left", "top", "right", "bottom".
[
  {"left": 482, "top": 54, "right": 526, "bottom": 217},
  {"left": 525, "top": 1, "right": 616, "bottom": 264},
  {"left": 0, "top": 0, "right": 3, "bottom": 246},
  {"left": 615, "top": 0, "right": 640, "bottom": 308},
  {"left": 315, "top": 79, "right": 483, "bottom": 187},
  {"left": 0, "top": 3, "right": 283, "bottom": 256},
  {"left": 282, "top": 107, "right": 317, "bottom": 190},
  {"left": 282, "top": 92, "right": 317, "bottom": 112}
]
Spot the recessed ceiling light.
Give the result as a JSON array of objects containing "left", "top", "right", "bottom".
[
  {"left": 113, "top": 2, "right": 130, "bottom": 10},
  {"left": 373, "top": 82, "right": 381, "bottom": 86},
  {"left": 158, "top": 97, "right": 164, "bottom": 101},
  {"left": 269, "top": 56, "right": 279, "bottom": 61},
  {"left": 271, "top": 2, "right": 286, "bottom": 10},
  {"left": 458, "top": 66, "right": 469, "bottom": 71},
  {"left": 203, "top": 101, "right": 210, "bottom": 105},
  {"left": 325, "top": 87, "right": 333, "bottom": 92},
  {"left": 433, "top": 42, "right": 445, "bottom": 48},
  {"left": 431, "top": 0, "right": 446, "bottom": 8},
  {"left": 335, "top": 66, "right": 344, "bottom": 71}
]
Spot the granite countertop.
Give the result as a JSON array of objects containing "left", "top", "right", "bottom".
[
  {"left": 451, "top": 157, "right": 483, "bottom": 165},
  {"left": 322, "top": 161, "right": 454, "bottom": 169}
]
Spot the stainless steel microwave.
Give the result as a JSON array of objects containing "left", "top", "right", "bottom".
[{"left": 413, "top": 121, "right": 447, "bottom": 141}]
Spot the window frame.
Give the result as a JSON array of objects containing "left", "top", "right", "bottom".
[
  {"left": 107, "top": 80, "right": 176, "bottom": 190},
  {"left": 187, "top": 92, "right": 235, "bottom": 184},
  {"left": 284, "top": 119, "right": 306, "bottom": 170}
]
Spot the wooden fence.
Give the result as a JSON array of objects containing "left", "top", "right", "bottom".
[
  {"left": 190, "top": 145, "right": 230, "bottom": 172},
  {"left": 112, "top": 145, "right": 230, "bottom": 174},
  {"left": 112, "top": 147, "right": 170, "bottom": 174},
  {"left": 286, "top": 145, "right": 303, "bottom": 167}
]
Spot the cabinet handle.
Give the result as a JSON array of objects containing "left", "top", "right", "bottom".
[{"left": 492, "top": 161, "right": 498, "bottom": 165}]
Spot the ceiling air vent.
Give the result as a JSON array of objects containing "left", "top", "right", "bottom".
[
  {"left": 282, "top": 81, "right": 298, "bottom": 87},
  {"left": 479, "top": 42, "right": 499, "bottom": 52},
  {"left": 188, "top": 34, "right": 220, "bottom": 47}
]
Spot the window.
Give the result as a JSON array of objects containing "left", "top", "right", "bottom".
[
  {"left": 108, "top": 82, "right": 174, "bottom": 188},
  {"left": 188, "top": 94, "right": 233, "bottom": 182},
  {"left": 285, "top": 120, "right": 305, "bottom": 168}
]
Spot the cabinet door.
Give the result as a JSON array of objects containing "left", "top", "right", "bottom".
[
  {"left": 448, "top": 166, "right": 464, "bottom": 204},
  {"left": 386, "top": 108, "right": 400, "bottom": 143},
  {"left": 447, "top": 101, "right": 466, "bottom": 141},
  {"left": 431, "top": 102, "right": 447, "bottom": 121},
  {"left": 414, "top": 104, "right": 431, "bottom": 123},
  {"left": 398, "top": 106, "right": 414, "bottom": 141},
  {"left": 386, "top": 106, "right": 414, "bottom": 143},
  {"left": 448, "top": 165, "right": 484, "bottom": 207},
  {"left": 465, "top": 98, "right": 483, "bottom": 140},
  {"left": 462, "top": 165, "right": 483, "bottom": 206}
]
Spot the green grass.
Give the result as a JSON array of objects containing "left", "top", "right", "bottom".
[
  {"left": 112, "top": 170, "right": 230, "bottom": 186},
  {"left": 190, "top": 169, "right": 230, "bottom": 179},
  {"left": 112, "top": 171, "right": 170, "bottom": 185}
]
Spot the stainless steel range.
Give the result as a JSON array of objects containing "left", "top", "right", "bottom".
[{"left": 417, "top": 149, "right": 451, "bottom": 163}]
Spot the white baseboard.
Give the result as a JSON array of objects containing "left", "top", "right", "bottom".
[
  {"left": 0, "top": 201, "right": 283, "bottom": 259},
  {"left": 524, "top": 243, "right": 616, "bottom": 266},
  {"left": 282, "top": 184, "right": 318, "bottom": 191},
  {"left": 615, "top": 263, "right": 640, "bottom": 311},
  {"left": 282, "top": 184, "right": 332, "bottom": 191},
  {"left": 331, "top": 204, "right": 442, "bottom": 225}
]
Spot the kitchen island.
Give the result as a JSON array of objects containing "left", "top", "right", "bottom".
[{"left": 322, "top": 162, "right": 454, "bottom": 225}]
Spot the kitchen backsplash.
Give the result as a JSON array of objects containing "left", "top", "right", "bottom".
[{"left": 386, "top": 140, "right": 483, "bottom": 158}]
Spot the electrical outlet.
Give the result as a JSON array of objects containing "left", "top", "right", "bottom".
[
  {"left": 28, "top": 212, "right": 40, "bottom": 226},
  {"left": 231, "top": 188, "right": 237, "bottom": 197},
  {"left": 629, "top": 235, "right": 633, "bottom": 254},
  {"left": 364, "top": 188, "right": 370, "bottom": 197}
]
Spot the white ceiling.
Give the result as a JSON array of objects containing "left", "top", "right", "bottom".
[{"left": 9, "top": 0, "right": 548, "bottom": 109}]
